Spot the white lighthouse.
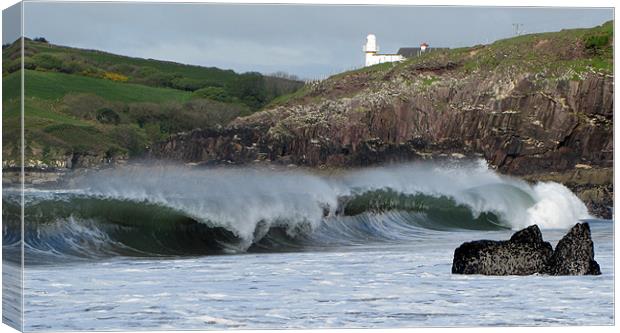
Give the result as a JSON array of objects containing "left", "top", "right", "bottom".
[
  {"left": 363, "top": 34, "right": 404, "bottom": 67},
  {"left": 364, "top": 34, "right": 378, "bottom": 53}
]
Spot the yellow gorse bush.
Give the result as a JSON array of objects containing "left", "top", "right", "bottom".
[{"left": 103, "top": 72, "right": 129, "bottom": 82}]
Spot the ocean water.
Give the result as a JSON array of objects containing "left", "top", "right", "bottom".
[{"left": 2, "top": 162, "right": 614, "bottom": 330}]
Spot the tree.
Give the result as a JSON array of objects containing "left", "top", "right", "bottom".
[
  {"left": 226, "top": 72, "right": 267, "bottom": 110},
  {"left": 270, "top": 71, "right": 300, "bottom": 81}
]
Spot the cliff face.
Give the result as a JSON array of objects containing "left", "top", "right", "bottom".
[
  {"left": 151, "top": 23, "right": 613, "bottom": 217},
  {"left": 153, "top": 71, "right": 613, "bottom": 170}
]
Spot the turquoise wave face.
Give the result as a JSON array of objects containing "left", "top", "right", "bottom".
[
  {"left": 2, "top": 184, "right": 527, "bottom": 261},
  {"left": 341, "top": 189, "right": 511, "bottom": 231}
]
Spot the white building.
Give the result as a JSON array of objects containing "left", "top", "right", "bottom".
[
  {"left": 363, "top": 34, "right": 405, "bottom": 67},
  {"left": 364, "top": 35, "right": 448, "bottom": 67}
]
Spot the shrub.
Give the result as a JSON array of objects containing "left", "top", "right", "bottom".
[
  {"left": 144, "top": 123, "right": 164, "bottom": 142},
  {"left": 170, "top": 77, "right": 204, "bottom": 91},
  {"left": 192, "top": 86, "right": 235, "bottom": 103},
  {"left": 109, "top": 125, "right": 147, "bottom": 156},
  {"left": 32, "top": 53, "right": 63, "bottom": 71},
  {"left": 584, "top": 29, "right": 612, "bottom": 55},
  {"left": 60, "top": 93, "right": 125, "bottom": 123},
  {"left": 105, "top": 145, "right": 126, "bottom": 159},
  {"left": 79, "top": 66, "right": 104, "bottom": 78},
  {"left": 60, "top": 93, "right": 107, "bottom": 120},
  {"left": 59, "top": 60, "right": 86, "bottom": 74},
  {"left": 96, "top": 108, "right": 121, "bottom": 125},
  {"left": 5, "top": 58, "right": 23, "bottom": 72},
  {"left": 126, "top": 102, "right": 165, "bottom": 127},
  {"left": 134, "top": 69, "right": 178, "bottom": 88},
  {"left": 106, "top": 63, "right": 136, "bottom": 75},
  {"left": 585, "top": 34, "right": 610, "bottom": 49},
  {"left": 183, "top": 99, "right": 249, "bottom": 127},
  {"left": 103, "top": 71, "right": 129, "bottom": 82}
]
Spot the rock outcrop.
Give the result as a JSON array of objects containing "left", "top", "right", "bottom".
[
  {"left": 452, "top": 223, "right": 601, "bottom": 276},
  {"left": 543, "top": 223, "right": 601, "bottom": 275},
  {"left": 451, "top": 225, "right": 553, "bottom": 275}
]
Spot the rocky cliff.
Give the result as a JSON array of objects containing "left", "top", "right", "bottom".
[{"left": 151, "top": 22, "right": 613, "bottom": 217}]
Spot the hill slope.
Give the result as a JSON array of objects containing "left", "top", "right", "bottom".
[
  {"left": 2, "top": 39, "right": 304, "bottom": 168},
  {"left": 3, "top": 38, "right": 303, "bottom": 109},
  {"left": 152, "top": 21, "right": 614, "bottom": 217}
]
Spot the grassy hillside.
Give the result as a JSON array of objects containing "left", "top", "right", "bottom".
[
  {"left": 5, "top": 70, "right": 192, "bottom": 102},
  {"left": 2, "top": 40, "right": 304, "bottom": 168},
  {"left": 3, "top": 69, "right": 251, "bottom": 167},
  {"left": 271, "top": 20, "right": 613, "bottom": 107},
  {"left": 3, "top": 38, "right": 303, "bottom": 110}
]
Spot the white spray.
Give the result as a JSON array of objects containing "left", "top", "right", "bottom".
[{"left": 65, "top": 161, "right": 590, "bottom": 245}]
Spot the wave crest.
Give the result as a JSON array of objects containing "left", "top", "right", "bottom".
[{"left": 3, "top": 161, "right": 590, "bottom": 260}]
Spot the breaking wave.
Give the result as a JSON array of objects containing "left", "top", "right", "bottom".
[{"left": 2, "top": 161, "right": 590, "bottom": 262}]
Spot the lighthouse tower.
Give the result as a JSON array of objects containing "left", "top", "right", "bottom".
[
  {"left": 363, "top": 34, "right": 404, "bottom": 67},
  {"left": 363, "top": 34, "right": 378, "bottom": 66}
]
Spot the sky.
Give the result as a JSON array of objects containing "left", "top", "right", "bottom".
[{"left": 3, "top": 2, "right": 614, "bottom": 79}]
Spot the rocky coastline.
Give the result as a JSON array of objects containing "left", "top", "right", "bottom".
[{"left": 147, "top": 68, "right": 613, "bottom": 218}]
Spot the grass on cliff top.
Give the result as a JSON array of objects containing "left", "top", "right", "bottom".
[
  {"left": 264, "top": 84, "right": 312, "bottom": 108},
  {"left": 454, "top": 20, "right": 613, "bottom": 75},
  {"left": 354, "top": 22, "right": 613, "bottom": 83},
  {"left": 271, "top": 21, "right": 612, "bottom": 107},
  {"left": 332, "top": 61, "right": 401, "bottom": 79}
]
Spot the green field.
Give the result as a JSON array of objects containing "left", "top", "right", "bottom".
[
  {"left": 3, "top": 70, "right": 192, "bottom": 103},
  {"left": 25, "top": 41, "right": 240, "bottom": 85}
]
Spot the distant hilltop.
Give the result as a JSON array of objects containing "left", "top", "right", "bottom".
[{"left": 363, "top": 34, "right": 448, "bottom": 66}]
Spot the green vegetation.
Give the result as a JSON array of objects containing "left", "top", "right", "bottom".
[
  {"left": 273, "top": 21, "right": 613, "bottom": 107},
  {"left": 23, "top": 70, "right": 192, "bottom": 103},
  {"left": 264, "top": 84, "right": 312, "bottom": 108},
  {"left": 330, "top": 61, "right": 399, "bottom": 80},
  {"left": 2, "top": 78, "right": 253, "bottom": 165},
  {"left": 2, "top": 39, "right": 304, "bottom": 166},
  {"left": 3, "top": 38, "right": 303, "bottom": 110},
  {"left": 450, "top": 20, "right": 613, "bottom": 76},
  {"left": 421, "top": 75, "right": 440, "bottom": 87}
]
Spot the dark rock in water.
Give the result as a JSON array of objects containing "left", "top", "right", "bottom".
[
  {"left": 452, "top": 223, "right": 601, "bottom": 276},
  {"left": 543, "top": 223, "right": 601, "bottom": 275},
  {"left": 452, "top": 225, "right": 553, "bottom": 275},
  {"left": 509, "top": 224, "right": 545, "bottom": 244}
]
